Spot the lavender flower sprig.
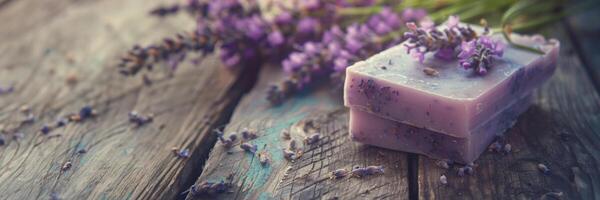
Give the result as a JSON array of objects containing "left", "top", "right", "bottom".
[
  {"left": 403, "top": 15, "right": 477, "bottom": 63},
  {"left": 457, "top": 35, "right": 504, "bottom": 75},
  {"left": 403, "top": 16, "right": 505, "bottom": 75},
  {"left": 267, "top": 7, "right": 426, "bottom": 105}
]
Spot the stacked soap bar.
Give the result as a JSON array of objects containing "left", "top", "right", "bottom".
[{"left": 343, "top": 33, "right": 559, "bottom": 163}]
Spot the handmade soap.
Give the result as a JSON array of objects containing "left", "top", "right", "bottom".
[
  {"left": 350, "top": 94, "right": 532, "bottom": 163},
  {"left": 344, "top": 34, "right": 559, "bottom": 137}
]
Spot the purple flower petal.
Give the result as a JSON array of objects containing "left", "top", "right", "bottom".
[
  {"left": 268, "top": 31, "right": 285, "bottom": 46},
  {"left": 298, "top": 18, "right": 319, "bottom": 34},
  {"left": 447, "top": 15, "right": 459, "bottom": 28},
  {"left": 406, "top": 22, "right": 417, "bottom": 31}
]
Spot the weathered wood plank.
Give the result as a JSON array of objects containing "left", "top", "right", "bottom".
[
  {"left": 187, "top": 67, "right": 411, "bottom": 200},
  {"left": 0, "top": 0, "right": 254, "bottom": 199},
  {"left": 565, "top": 9, "right": 600, "bottom": 90},
  {"left": 418, "top": 23, "right": 600, "bottom": 200}
]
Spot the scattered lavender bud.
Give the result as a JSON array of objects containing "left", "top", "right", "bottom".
[
  {"left": 304, "top": 133, "right": 320, "bottom": 145},
  {"left": 282, "top": 149, "right": 297, "bottom": 160},
  {"left": 128, "top": 111, "right": 153, "bottom": 126},
  {"left": 351, "top": 165, "right": 384, "bottom": 177},
  {"left": 423, "top": 67, "right": 439, "bottom": 76},
  {"left": 79, "top": 105, "right": 95, "bottom": 119},
  {"left": 50, "top": 192, "right": 61, "bottom": 200},
  {"left": 435, "top": 160, "right": 450, "bottom": 169},
  {"left": 176, "top": 148, "right": 190, "bottom": 158},
  {"left": 365, "top": 165, "right": 384, "bottom": 175},
  {"left": 457, "top": 167, "right": 465, "bottom": 177},
  {"left": 289, "top": 140, "right": 297, "bottom": 150},
  {"left": 489, "top": 141, "right": 502, "bottom": 152},
  {"left": 209, "top": 180, "right": 229, "bottom": 194},
  {"left": 221, "top": 139, "right": 234, "bottom": 148},
  {"left": 55, "top": 118, "right": 69, "bottom": 127},
  {"left": 503, "top": 144, "right": 512, "bottom": 154},
  {"left": 0, "top": 85, "right": 14, "bottom": 95},
  {"left": 537, "top": 163, "right": 550, "bottom": 174},
  {"left": 281, "top": 130, "right": 291, "bottom": 140},
  {"left": 440, "top": 174, "right": 448, "bottom": 185},
  {"left": 351, "top": 167, "right": 369, "bottom": 177},
  {"left": 61, "top": 161, "right": 72, "bottom": 171},
  {"left": 214, "top": 129, "right": 224, "bottom": 138},
  {"left": 41, "top": 124, "right": 52, "bottom": 135},
  {"left": 216, "top": 131, "right": 235, "bottom": 148},
  {"left": 0, "top": 134, "right": 5, "bottom": 145},
  {"left": 228, "top": 134, "right": 237, "bottom": 142},
  {"left": 77, "top": 149, "right": 87, "bottom": 154},
  {"left": 241, "top": 129, "right": 258, "bottom": 140},
  {"left": 258, "top": 151, "right": 270, "bottom": 166},
  {"left": 240, "top": 142, "right": 257, "bottom": 153},
  {"left": 21, "top": 113, "right": 36, "bottom": 124},
  {"left": 185, "top": 174, "right": 234, "bottom": 196},
  {"left": 330, "top": 168, "right": 349, "bottom": 179},
  {"left": 464, "top": 166, "right": 474, "bottom": 175}
]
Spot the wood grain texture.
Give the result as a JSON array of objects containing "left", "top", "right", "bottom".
[
  {"left": 418, "top": 24, "right": 600, "bottom": 200},
  {"left": 187, "top": 67, "right": 411, "bottom": 200},
  {"left": 565, "top": 8, "right": 600, "bottom": 91},
  {"left": 0, "top": 0, "right": 254, "bottom": 199}
]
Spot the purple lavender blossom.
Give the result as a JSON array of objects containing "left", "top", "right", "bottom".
[
  {"left": 267, "top": 6, "right": 427, "bottom": 105},
  {"left": 0, "top": 85, "right": 14, "bottom": 95},
  {"left": 403, "top": 16, "right": 477, "bottom": 63},
  {"left": 274, "top": 11, "right": 293, "bottom": 25},
  {"left": 297, "top": 17, "right": 320, "bottom": 35},
  {"left": 268, "top": 31, "right": 285, "bottom": 46},
  {"left": 300, "top": 0, "right": 321, "bottom": 11},
  {"left": 401, "top": 8, "right": 428, "bottom": 22},
  {"left": 458, "top": 35, "right": 505, "bottom": 75}
]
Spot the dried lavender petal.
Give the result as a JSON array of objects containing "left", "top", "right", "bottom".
[
  {"left": 365, "top": 165, "right": 384, "bottom": 175},
  {"left": 283, "top": 149, "right": 296, "bottom": 160},
  {"left": 240, "top": 142, "right": 257, "bottom": 153},
  {"left": 304, "top": 133, "right": 320, "bottom": 145},
  {"left": 457, "top": 167, "right": 465, "bottom": 177},
  {"left": 241, "top": 129, "right": 258, "bottom": 140},
  {"left": 537, "top": 163, "right": 550, "bottom": 174},
  {"left": 176, "top": 149, "right": 191, "bottom": 158},
  {"left": 435, "top": 160, "right": 450, "bottom": 169},
  {"left": 330, "top": 169, "right": 349, "bottom": 179},
  {"left": 440, "top": 175, "right": 448, "bottom": 185},
  {"left": 61, "top": 161, "right": 72, "bottom": 171},
  {"left": 41, "top": 125, "right": 52, "bottom": 135},
  {"left": 503, "top": 144, "right": 512, "bottom": 154}
]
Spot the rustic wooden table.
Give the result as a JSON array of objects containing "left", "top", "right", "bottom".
[{"left": 0, "top": 0, "right": 598, "bottom": 199}]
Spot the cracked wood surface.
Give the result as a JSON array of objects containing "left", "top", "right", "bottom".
[
  {"left": 417, "top": 23, "right": 600, "bottom": 200},
  {"left": 187, "top": 67, "right": 411, "bottom": 200},
  {"left": 0, "top": 0, "right": 253, "bottom": 199}
]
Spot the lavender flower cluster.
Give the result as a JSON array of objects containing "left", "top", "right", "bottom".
[
  {"left": 403, "top": 16, "right": 477, "bottom": 63},
  {"left": 267, "top": 7, "right": 427, "bottom": 104},
  {"left": 120, "top": 0, "right": 429, "bottom": 105},
  {"left": 403, "top": 16, "right": 505, "bottom": 75},
  {"left": 457, "top": 35, "right": 504, "bottom": 75}
]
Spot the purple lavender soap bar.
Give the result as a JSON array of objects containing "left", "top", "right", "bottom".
[
  {"left": 349, "top": 94, "right": 533, "bottom": 163},
  {"left": 344, "top": 34, "right": 559, "bottom": 137}
]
